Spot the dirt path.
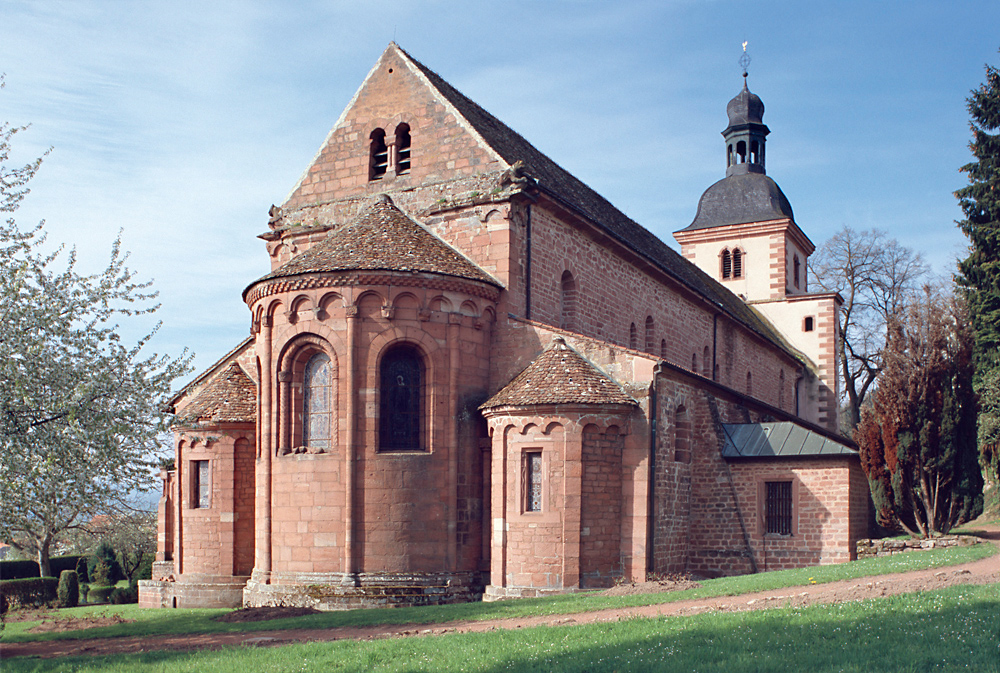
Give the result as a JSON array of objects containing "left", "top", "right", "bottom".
[{"left": 4, "top": 527, "right": 999, "bottom": 660}]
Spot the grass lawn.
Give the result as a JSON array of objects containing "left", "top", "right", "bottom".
[
  {"left": 1, "top": 541, "right": 993, "bottom": 646},
  {"left": 4, "top": 582, "right": 998, "bottom": 673}
]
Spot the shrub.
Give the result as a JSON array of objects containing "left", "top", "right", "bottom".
[
  {"left": 88, "top": 542, "right": 123, "bottom": 584},
  {"left": 87, "top": 585, "right": 116, "bottom": 603},
  {"left": 91, "top": 559, "right": 112, "bottom": 587},
  {"left": 75, "top": 556, "right": 90, "bottom": 584},
  {"left": 79, "top": 582, "right": 90, "bottom": 604},
  {"left": 0, "top": 555, "right": 87, "bottom": 580},
  {"left": 0, "top": 577, "right": 59, "bottom": 609},
  {"left": 109, "top": 585, "right": 138, "bottom": 604},
  {"left": 57, "top": 570, "right": 80, "bottom": 608}
]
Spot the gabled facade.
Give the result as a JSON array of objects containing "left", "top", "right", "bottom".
[{"left": 140, "top": 45, "right": 868, "bottom": 610}]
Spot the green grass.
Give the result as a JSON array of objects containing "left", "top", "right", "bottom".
[
  {"left": 4, "top": 583, "right": 998, "bottom": 672},
  {"left": 1, "top": 541, "right": 993, "bottom": 645}
]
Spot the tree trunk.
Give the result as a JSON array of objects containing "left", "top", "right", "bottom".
[{"left": 37, "top": 538, "right": 52, "bottom": 578}]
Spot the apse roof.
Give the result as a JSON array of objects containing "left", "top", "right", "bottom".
[
  {"left": 720, "top": 422, "right": 857, "bottom": 459},
  {"left": 396, "top": 45, "right": 800, "bottom": 364},
  {"left": 251, "top": 195, "right": 500, "bottom": 289},
  {"left": 177, "top": 362, "right": 257, "bottom": 426},
  {"left": 481, "top": 337, "right": 638, "bottom": 409}
]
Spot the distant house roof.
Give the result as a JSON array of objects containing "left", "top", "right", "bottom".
[
  {"left": 721, "top": 422, "right": 857, "bottom": 459},
  {"left": 481, "top": 337, "right": 638, "bottom": 410},
  {"left": 248, "top": 195, "right": 500, "bottom": 292},
  {"left": 176, "top": 362, "right": 257, "bottom": 426},
  {"left": 397, "top": 45, "right": 801, "bottom": 364}
]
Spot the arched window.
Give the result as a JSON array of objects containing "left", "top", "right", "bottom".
[
  {"left": 379, "top": 344, "right": 423, "bottom": 451},
  {"left": 732, "top": 248, "right": 743, "bottom": 278},
  {"left": 793, "top": 254, "right": 801, "bottom": 289},
  {"left": 394, "top": 123, "right": 411, "bottom": 175},
  {"left": 746, "top": 371, "right": 753, "bottom": 396},
  {"left": 660, "top": 339, "right": 668, "bottom": 359},
  {"left": 369, "top": 128, "right": 388, "bottom": 180},
  {"left": 560, "top": 270, "right": 577, "bottom": 331},
  {"left": 629, "top": 323, "right": 638, "bottom": 350},
  {"left": 702, "top": 346, "right": 711, "bottom": 378},
  {"left": 302, "top": 353, "right": 333, "bottom": 450},
  {"left": 644, "top": 316, "right": 655, "bottom": 352},
  {"left": 727, "top": 144, "right": 734, "bottom": 167},
  {"left": 692, "top": 352, "right": 698, "bottom": 372},
  {"left": 736, "top": 140, "right": 747, "bottom": 164},
  {"left": 721, "top": 249, "right": 732, "bottom": 279},
  {"left": 778, "top": 370, "right": 786, "bottom": 410},
  {"left": 750, "top": 140, "right": 759, "bottom": 164}
]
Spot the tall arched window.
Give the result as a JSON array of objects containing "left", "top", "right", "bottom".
[
  {"left": 702, "top": 346, "right": 711, "bottom": 378},
  {"left": 660, "top": 339, "right": 668, "bottom": 359},
  {"left": 629, "top": 323, "right": 638, "bottom": 350},
  {"left": 732, "top": 248, "right": 743, "bottom": 278},
  {"left": 302, "top": 353, "right": 333, "bottom": 451},
  {"left": 644, "top": 316, "right": 655, "bottom": 352},
  {"left": 746, "top": 371, "right": 753, "bottom": 396},
  {"left": 394, "top": 123, "right": 411, "bottom": 175},
  {"left": 692, "top": 352, "right": 698, "bottom": 372},
  {"left": 560, "top": 270, "right": 577, "bottom": 331},
  {"left": 721, "top": 249, "right": 732, "bottom": 279},
  {"left": 379, "top": 344, "right": 423, "bottom": 452},
  {"left": 793, "top": 254, "right": 801, "bottom": 288},
  {"left": 778, "top": 370, "right": 786, "bottom": 409},
  {"left": 369, "top": 128, "right": 388, "bottom": 180}
]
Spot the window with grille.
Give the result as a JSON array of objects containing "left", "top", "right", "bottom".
[
  {"left": 765, "top": 481, "right": 792, "bottom": 535},
  {"left": 524, "top": 451, "right": 543, "bottom": 512},
  {"left": 192, "top": 460, "right": 210, "bottom": 509},
  {"left": 395, "top": 124, "right": 411, "bottom": 174},
  {"left": 369, "top": 128, "right": 388, "bottom": 180},
  {"left": 721, "top": 249, "right": 732, "bottom": 279}
]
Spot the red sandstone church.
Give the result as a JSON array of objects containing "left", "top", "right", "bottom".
[{"left": 140, "top": 44, "right": 871, "bottom": 610}]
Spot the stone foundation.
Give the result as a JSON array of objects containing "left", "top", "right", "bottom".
[
  {"left": 483, "top": 585, "right": 580, "bottom": 601},
  {"left": 137, "top": 575, "right": 250, "bottom": 609},
  {"left": 243, "top": 571, "right": 484, "bottom": 610},
  {"left": 855, "top": 535, "right": 980, "bottom": 559}
]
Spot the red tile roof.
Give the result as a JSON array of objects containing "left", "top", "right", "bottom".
[
  {"left": 176, "top": 362, "right": 256, "bottom": 425},
  {"left": 482, "top": 338, "right": 637, "bottom": 409}
]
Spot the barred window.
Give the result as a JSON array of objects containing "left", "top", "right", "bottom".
[
  {"left": 524, "top": 451, "right": 543, "bottom": 512},
  {"left": 765, "top": 481, "right": 792, "bottom": 535},
  {"left": 192, "top": 460, "right": 210, "bottom": 509}
]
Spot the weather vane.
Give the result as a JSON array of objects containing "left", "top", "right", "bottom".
[{"left": 739, "top": 41, "right": 751, "bottom": 80}]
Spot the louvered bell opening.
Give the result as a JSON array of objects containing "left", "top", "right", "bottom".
[
  {"left": 396, "top": 127, "right": 411, "bottom": 175},
  {"left": 370, "top": 129, "right": 388, "bottom": 181}
]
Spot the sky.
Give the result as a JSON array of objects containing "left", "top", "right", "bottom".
[{"left": 2, "top": 0, "right": 999, "bottom": 382}]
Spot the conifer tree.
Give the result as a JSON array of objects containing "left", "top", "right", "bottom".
[
  {"left": 855, "top": 287, "right": 982, "bottom": 537},
  {"left": 956, "top": 50, "right": 1000, "bottom": 485}
]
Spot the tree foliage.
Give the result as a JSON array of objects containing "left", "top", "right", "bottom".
[
  {"left": 855, "top": 287, "right": 983, "bottom": 537},
  {"left": 811, "top": 226, "right": 928, "bottom": 432},
  {"left": 0, "top": 91, "right": 191, "bottom": 577},
  {"left": 956, "top": 50, "right": 1000, "bottom": 486}
]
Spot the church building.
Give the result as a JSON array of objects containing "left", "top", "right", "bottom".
[{"left": 139, "top": 44, "right": 870, "bottom": 610}]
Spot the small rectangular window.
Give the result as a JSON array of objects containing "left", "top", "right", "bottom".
[
  {"left": 765, "top": 481, "right": 792, "bottom": 535},
  {"left": 524, "top": 451, "right": 543, "bottom": 512},
  {"left": 804, "top": 316, "right": 815, "bottom": 332},
  {"left": 192, "top": 460, "right": 210, "bottom": 509}
]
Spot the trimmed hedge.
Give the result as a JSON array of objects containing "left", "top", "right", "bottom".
[
  {"left": 0, "top": 555, "right": 86, "bottom": 580},
  {"left": 0, "top": 577, "right": 59, "bottom": 609},
  {"left": 58, "top": 570, "right": 80, "bottom": 608},
  {"left": 87, "top": 585, "right": 116, "bottom": 603}
]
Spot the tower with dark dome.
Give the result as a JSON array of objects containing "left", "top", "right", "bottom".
[{"left": 674, "top": 71, "right": 843, "bottom": 431}]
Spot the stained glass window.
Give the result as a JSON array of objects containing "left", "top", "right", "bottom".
[
  {"left": 379, "top": 345, "right": 422, "bottom": 451},
  {"left": 193, "top": 460, "right": 210, "bottom": 509},
  {"left": 303, "top": 352, "right": 332, "bottom": 450}
]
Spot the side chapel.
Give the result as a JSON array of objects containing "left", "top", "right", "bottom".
[{"left": 140, "top": 44, "right": 871, "bottom": 609}]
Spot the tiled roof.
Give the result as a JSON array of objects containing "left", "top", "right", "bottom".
[
  {"left": 481, "top": 337, "right": 638, "bottom": 409},
  {"left": 253, "top": 195, "right": 499, "bottom": 288},
  {"left": 721, "top": 422, "right": 857, "bottom": 459},
  {"left": 176, "top": 362, "right": 257, "bottom": 425},
  {"left": 399, "top": 45, "right": 800, "bottom": 363}
]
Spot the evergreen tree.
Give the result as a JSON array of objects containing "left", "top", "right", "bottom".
[
  {"left": 855, "top": 287, "right": 983, "bottom": 537},
  {"left": 956, "top": 50, "right": 1000, "bottom": 485}
]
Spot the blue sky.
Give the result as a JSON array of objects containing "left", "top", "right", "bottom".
[{"left": 3, "top": 0, "right": 999, "bottom": 379}]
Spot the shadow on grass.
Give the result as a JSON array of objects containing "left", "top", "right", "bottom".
[{"left": 4, "top": 585, "right": 998, "bottom": 673}]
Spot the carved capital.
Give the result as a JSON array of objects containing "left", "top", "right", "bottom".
[{"left": 277, "top": 371, "right": 293, "bottom": 383}]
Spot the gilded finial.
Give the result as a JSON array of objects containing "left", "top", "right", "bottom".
[{"left": 739, "top": 42, "right": 751, "bottom": 80}]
